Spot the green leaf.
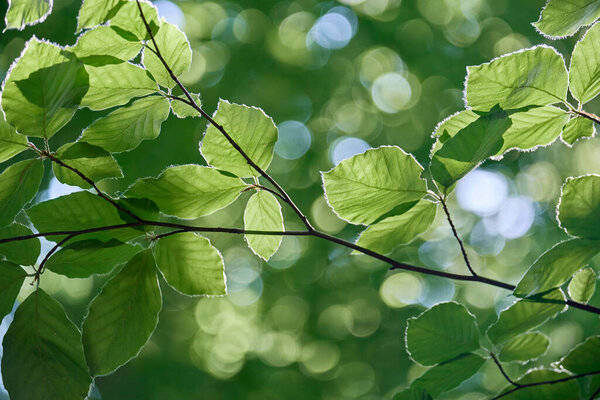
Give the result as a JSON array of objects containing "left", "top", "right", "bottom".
[
  {"left": 77, "top": 0, "right": 122, "bottom": 32},
  {"left": 514, "top": 239, "right": 600, "bottom": 297},
  {"left": 498, "top": 369, "right": 580, "bottom": 400},
  {"left": 126, "top": 165, "right": 246, "bottom": 219},
  {"left": 201, "top": 100, "right": 278, "bottom": 178},
  {"left": 405, "top": 302, "right": 480, "bottom": 366},
  {"left": 1, "top": 38, "right": 89, "bottom": 138},
  {"left": 322, "top": 146, "right": 427, "bottom": 225},
  {"left": 430, "top": 106, "right": 512, "bottom": 189},
  {"left": 110, "top": 0, "right": 159, "bottom": 41},
  {"left": 52, "top": 142, "right": 123, "bottom": 189},
  {"left": 355, "top": 200, "right": 436, "bottom": 254},
  {"left": 46, "top": 239, "right": 140, "bottom": 278},
  {"left": 116, "top": 197, "right": 159, "bottom": 227},
  {"left": 244, "top": 190, "right": 284, "bottom": 260},
  {"left": 534, "top": 0, "right": 600, "bottom": 39},
  {"left": 171, "top": 94, "right": 201, "bottom": 118},
  {"left": 0, "top": 261, "right": 26, "bottom": 320},
  {"left": 0, "top": 158, "right": 43, "bottom": 227},
  {"left": 465, "top": 46, "right": 568, "bottom": 111},
  {"left": 557, "top": 175, "right": 600, "bottom": 239},
  {"left": 26, "top": 191, "right": 139, "bottom": 243},
  {"left": 155, "top": 232, "right": 226, "bottom": 296},
  {"left": 393, "top": 387, "right": 433, "bottom": 400},
  {"left": 498, "top": 332, "right": 550, "bottom": 362},
  {"left": 570, "top": 22, "right": 600, "bottom": 103},
  {"left": 559, "top": 336, "right": 600, "bottom": 374},
  {"left": 0, "top": 117, "right": 29, "bottom": 163},
  {"left": 411, "top": 353, "right": 485, "bottom": 397},
  {"left": 5, "top": 0, "right": 51, "bottom": 31},
  {"left": 2, "top": 289, "right": 92, "bottom": 400},
  {"left": 83, "top": 249, "right": 161, "bottom": 376},
  {"left": 81, "top": 62, "right": 157, "bottom": 110},
  {"left": 0, "top": 224, "right": 40, "bottom": 265},
  {"left": 72, "top": 25, "right": 142, "bottom": 62},
  {"left": 142, "top": 21, "right": 192, "bottom": 88},
  {"left": 562, "top": 116, "right": 595, "bottom": 145},
  {"left": 81, "top": 95, "right": 170, "bottom": 153},
  {"left": 568, "top": 267, "right": 597, "bottom": 304},
  {"left": 487, "top": 289, "right": 566, "bottom": 344}
]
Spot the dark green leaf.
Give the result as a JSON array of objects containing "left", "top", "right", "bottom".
[
  {"left": 557, "top": 175, "right": 600, "bottom": 239},
  {"left": 5, "top": 0, "right": 51, "bottom": 30},
  {"left": 0, "top": 224, "right": 40, "bottom": 265},
  {"left": 498, "top": 369, "right": 580, "bottom": 399},
  {"left": 498, "top": 332, "right": 550, "bottom": 362},
  {"left": 562, "top": 116, "right": 595, "bottom": 145},
  {"left": 244, "top": 190, "right": 283, "bottom": 260},
  {"left": 411, "top": 353, "right": 485, "bottom": 397},
  {"left": 392, "top": 387, "right": 433, "bottom": 400},
  {"left": 568, "top": 267, "right": 597, "bottom": 304},
  {"left": 0, "top": 158, "right": 43, "bottom": 227},
  {"left": 534, "top": 0, "right": 600, "bottom": 39},
  {"left": 0, "top": 261, "right": 26, "bottom": 320},
  {"left": 559, "top": 336, "right": 600, "bottom": 374}
]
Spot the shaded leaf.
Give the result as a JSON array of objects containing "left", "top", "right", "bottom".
[
  {"left": 5, "top": 0, "right": 51, "bottom": 31},
  {"left": 0, "top": 224, "right": 40, "bottom": 265},
  {"left": 244, "top": 190, "right": 284, "bottom": 260},
  {"left": 570, "top": 22, "right": 600, "bottom": 103},
  {"left": 77, "top": 0, "right": 122, "bottom": 32},
  {"left": 568, "top": 267, "right": 597, "bottom": 304},
  {"left": 171, "top": 94, "right": 201, "bottom": 118},
  {"left": 559, "top": 336, "right": 600, "bottom": 374},
  {"left": 411, "top": 353, "right": 485, "bottom": 397},
  {"left": 52, "top": 142, "right": 122, "bottom": 189},
  {"left": 562, "top": 116, "right": 595, "bottom": 145},
  {"left": 72, "top": 25, "right": 142, "bottom": 62},
  {"left": 0, "top": 158, "right": 43, "bottom": 227},
  {"left": 558, "top": 175, "right": 600, "bottom": 239},
  {"left": 498, "top": 332, "right": 550, "bottom": 362},
  {"left": 497, "top": 369, "right": 580, "bottom": 400},
  {"left": 143, "top": 21, "right": 192, "bottom": 88},
  {"left": 0, "top": 261, "right": 26, "bottom": 320},
  {"left": 393, "top": 387, "right": 433, "bottom": 400},
  {"left": 0, "top": 117, "right": 28, "bottom": 163},
  {"left": 534, "top": 0, "right": 600, "bottom": 39}
]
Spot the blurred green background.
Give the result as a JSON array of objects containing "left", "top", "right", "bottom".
[{"left": 1, "top": 0, "right": 599, "bottom": 398}]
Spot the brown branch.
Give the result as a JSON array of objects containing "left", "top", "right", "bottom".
[
  {"left": 575, "top": 110, "right": 600, "bottom": 125},
  {"left": 490, "top": 352, "right": 521, "bottom": 388},
  {"left": 440, "top": 197, "right": 477, "bottom": 276},
  {"left": 491, "top": 370, "right": 600, "bottom": 400}
]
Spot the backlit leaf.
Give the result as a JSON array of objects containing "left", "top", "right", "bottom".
[
  {"left": 171, "top": 94, "right": 201, "bottom": 118},
  {"left": 557, "top": 175, "right": 600, "bottom": 239},
  {"left": 5, "top": 0, "right": 51, "bottom": 31},
  {"left": 72, "top": 25, "right": 142, "bottom": 62},
  {"left": 0, "top": 117, "right": 28, "bottom": 163},
  {"left": 498, "top": 332, "right": 550, "bottom": 362},
  {"left": 534, "top": 0, "right": 600, "bottom": 39},
  {"left": 0, "top": 261, "right": 26, "bottom": 320},
  {"left": 52, "top": 142, "right": 122, "bottom": 189},
  {"left": 559, "top": 336, "right": 600, "bottom": 374},
  {"left": 244, "top": 190, "right": 284, "bottom": 260},
  {"left": 568, "top": 267, "right": 597, "bottom": 304},
  {"left": 0, "top": 158, "right": 43, "bottom": 227},
  {"left": 110, "top": 0, "right": 159, "bottom": 41},
  {"left": 570, "top": 22, "right": 600, "bottom": 103},
  {"left": 77, "top": 0, "right": 122, "bottom": 32},
  {"left": 562, "top": 116, "right": 595, "bottom": 145},
  {"left": 411, "top": 353, "right": 485, "bottom": 397},
  {"left": 497, "top": 369, "right": 579, "bottom": 399},
  {"left": 0, "top": 224, "right": 40, "bottom": 266}
]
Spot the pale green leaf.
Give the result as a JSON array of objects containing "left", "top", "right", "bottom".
[
  {"left": 171, "top": 94, "right": 201, "bottom": 118},
  {"left": 0, "top": 158, "right": 43, "bottom": 227},
  {"left": 72, "top": 25, "right": 142, "bottom": 62},
  {"left": 498, "top": 332, "right": 550, "bottom": 362},
  {"left": 2, "top": 289, "right": 92, "bottom": 400},
  {"left": 322, "top": 146, "right": 427, "bottom": 225},
  {"left": 0, "top": 224, "right": 40, "bottom": 265},
  {"left": 143, "top": 21, "right": 192, "bottom": 88},
  {"left": 411, "top": 353, "right": 485, "bottom": 397},
  {"left": 81, "top": 95, "right": 170, "bottom": 153},
  {"left": 126, "top": 165, "right": 246, "bottom": 219},
  {"left": 393, "top": 387, "right": 433, "bottom": 400},
  {"left": 405, "top": 302, "right": 480, "bottom": 366},
  {"left": 559, "top": 336, "right": 600, "bottom": 374},
  {"left": 201, "top": 99, "right": 278, "bottom": 178},
  {"left": 46, "top": 239, "right": 140, "bottom": 278},
  {"left": 465, "top": 46, "right": 568, "bottom": 111},
  {"left": 1, "top": 38, "right": 89, "bottom": 138},
  {"left": 52, "top": 142, "right": 123, "bottom": 189},
  {"left": 562, "top": 116, "right": 595, "bottom": 145},
  {"left": 77, "top": 0, "right": 122, "bottom": 32},
  {"left": 557, "top": 175, "right": 600, "bottom": 239},
  {"left": 570, "top": 22, "right": 600, "bottom": 103},
  {"left": 155, "top": 232, "right": 226, "bottom": 296},
  {"left": 487, "top": 289, "right": 566, "bottom": 344},
  {"left": 514, "top": 239, "right": 600, "bottom": 297},
  {"left": 568, "top": 267, "right": 597, "bottom": 303},
  {"left": 110, "top": 0, "right": 159, "bottom": 41},
  {"left": 0, "top": 117, "right": 28, "bottom": 163},
  {"left": 81, "top": 62, "right": 157, "bottom": 110},
  {"left": 82, "top": 249, "right": 161, "bottom": 376},
  {"left": 5, "top": 0, "right": 51, "bottom": 31},
  {"left": 0, "top": 261, "right": 26, "bottom": 320},
  {"left": 244, "top": 190, "right": 284, "bottom": 260},
  {"left": 356, "top": 200, "right": 436, "bottom": 254},
  {"left": 534, "top": 0, "right": 600, "bottom": 39},
  {"left": 498, "top": 369, "right": 580, "bottom": 399}
]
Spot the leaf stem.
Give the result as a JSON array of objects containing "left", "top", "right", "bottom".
[
  {"left": 440, "top": 196, "right": 478, "bottom": 276},
  {"left": 490, "top": 370, "right": 600, "bottom": 400}
]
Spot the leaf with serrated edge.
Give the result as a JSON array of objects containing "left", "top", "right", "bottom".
[
  {"left": 5, "top": 0, "right": 52, "bottom": 31},
  {"left": 82, "top": 249, "right": 161, "bottom": 376},
  {"left": 0, "top": 158, "right": 43, "bottom": 227},
  {"left": 0, "top": 224, "right": 40, "bottom": 266},
  {"left": 72, "top": 25, "right": 142, "bottom": 61},
  {"left": 2, "top": 289, "right": 92, "bottom": 400},
  {"left": 110, "top": 0, "right": 159, "bottom": 40},
  {"left": 570, "top": 22, "right": 600, "bottom": 103},
  {"left": 126, "top": 165, "right": 246, "bottom": 219},
  {"left": 52, "top": 142, "right": 122, "bottom": 189},
  {"left": 0, "top": 117, "right": 28, "bottom": 163},
  {"left": 411, "top": 353, "right": 485, "bottom": 397},
  {"left": 171, "top": 94, "right": 201, "bottom": 118},
  {"left": 0, "top": 261, "right": 26, "bottom": 320},
  {"left": 497, "top": 369, "right": 579, "bottom": 399},
  {"left": 562, "top": 116, "right": 595, "bottom": 145},
  {"left": 558, "top": 175, "right": 600, "bottom": 239},
  {"left": 568, "top": 267, "right": 596, "bottom": 304},
  {"left": 534, "top": 0, "right": 600, "bottom": 39},
  {"left": 322, "top": 146, "right": 427, "bottom": 225},
  {"left": 498, "top": 332, "right": 550, "bottom": 363},
  {"left": 244, "top": 190, "right": 284, "bottom": 260},
  {"left": 559, "top": 336, "right": 600, "bottom": 374},
  {"left": 155, "top": 233, "right": 226, "bottom": 296},
  {"left": 77, "top": 0, "right": 121, "bottom": 32}
]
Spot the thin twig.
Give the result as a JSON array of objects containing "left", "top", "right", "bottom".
[
  {"left": 491, "top": 370, "right": 600, "bottom": 399},
  {"left": 33, "top": 233, "right": 76, "bottom": 281},
  {"left": 440, "top": 197, "right": 477, "bottom": 276},
  {"left": 575, "top": 110, "right": 600, "bottom": 125},
  {"left": 590, "top": 383, "right": 600, "bottom": 400},
  {"left": 490, "top": 352, "right": 521, "bottom": 388}
]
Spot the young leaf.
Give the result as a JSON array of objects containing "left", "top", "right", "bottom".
[
  {"left": 2, "top": 289, "right": 92, "bottom": 400},
  {"left": 77, "top": 0, "right": 122, "bottom": 32},
  {"left": 142, "top": 21, "right": 192, "bottom": 88},
  {"left": 465, "top": 46, "right": 568, "bottom": 111},
  {"left": 72, "top": 25, "right": 142, "bottom": 62},
  {"left": 557, "top": 175, "right": 600, "bottom": 239},
  {"left": 497, "top": 369, "right": 579, "bottom": 399},
  {"left": 110, "top": 0, "right": 159, "bottom": 41},
  {"left": 0, "top": 261, "right": 26, "bottom": 320},
  {"left": 559, "top": 336, "right": 600, "bottom": 374},
  {"left": 355, "top": 200, "right": 436, "bottom": 254},
  {"left": 570, "top": 22, "right": 600, "bottom": 104},
  {"left": 498, "top": 332, "right": 550, "bottom": 363},
  {"left": 0, "top": 117, "right": 29, "bottom": 163},
  {"left": 171, "top": 94, "right": 201, "bottom": 118},
  {"left": 155, "top": 232, "right": 226, "bottom": 296},
  {"left": 81, "top": 95, "right": 170, "bottom": 153},
  {"left": 0, "top": 224, "right": 40, "bottom": 266},
  {"left": 82, "top": 249, "right": 161, "bottom": 376},
  {"left": 411, "top": 353, "right": 485, "bottom": 397},
  {"left": 244, "top": 190, "right": 284, "bottom": 260},
  {"left": 201, "top": 100, "right": 278, "bottom": 178},
  {"left": 487, "top": 289, "right": 566, "bottom": 345},
  {"left": 126, "top": 165, "right": 246, "bottom": 219},
  {"left": 4, "top": 0, "right": 52, "bottom": 31},
  {"left": 562, "top": 116, "right": 595, "bottom": 145},
  {"left": 534, "top": 0, "right": 600, "bottom": 39},
  {"left": 0, "top": 158, "right": 43, "bottom": 227},
  {"left": 52, "top": 142, "right": 123, "bottom": 189},
  {"left": 322, "top": 146, "right": 427, "bottom": 225},
  {"left": 405, "top": 302, "right": 480, "bottom": 366},
  {"left": 2, "top": 38, "right": 88, "bottom": 138},
  {"left": 45, "top": 239, "right": 140, "bottom": 278},
  {"left": 568, "top": 267, "right": 597, "bottom": 304},
  {"left": 26, "top": 191, "right": 139, "bottom": 243},
  {"left": 81, "top": 62, "right": 157, "bottom": 110},
  {"left": 514, "top": 239, "right": 600, "bottom": 297},
  {"left": 393, "top": 387, "right": 433, "bottom": 400}
]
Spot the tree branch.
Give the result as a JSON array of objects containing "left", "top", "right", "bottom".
[
  {"left": 440, "top": 197, "right": 477, "bottom": 276},
  {"left": 575, "top": 110, "right": 600, "bottom": 125},
  {"left": 490, "top": 352, "right": 521, "bottom": 388},
  {"left": 491, "top": 370, "right": 600, "bottom": 400}
]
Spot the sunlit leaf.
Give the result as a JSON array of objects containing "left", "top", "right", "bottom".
[
  {"left": 534, "top": 0, "right": 600, "bottom": 39},
  {"left": 497, "top": 369, "right": 579, "bottom": 399},
  {"left": 498, "top": 332, "right": 550, "bottom": 362},
  {"left": 568, "top": 267, "right": 596, "bottom": 304},
  {"left": 244, "top": 190, "right": 284, "bottom": 260},
  {"left": 5, "top": 0, "right": 51, "bottom": 31},
  {"left": 0, "top": 261, "right": 26, "bottom": 320},
  {"left": 0, "top": 117, "right": 28, "bottom": 163},
  {"left": 559, "top": 336, "right": 600, "bottom": 374},
  {"left": 570, "top": 22, "right": 600, "bottom": 103},
  {"left": 411, "top": 353, "right": 485, "bottom": 397},
  {"left": 0, "top": 158, "right": 43, "bottom": 227},
  {"left": 110, "top": 0, "right": 159, "bottom": 40},
  {"left": 72, "top": 25, "right": 142, "bottom": 62},
  {"left": 0, "top": 224, "right": 40, "bottom": 266},
  {"left": 77, "top": 0, "right": 122, "bottom": 32},
  {"left": 557, "top": 175, "right": 600, "bottom": 239},
  {"left": 562, "top": 116, "right": 595, "bottom": 145},
  {"left": 170, "top": 94, "right": 201, "bottom": 118}
]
